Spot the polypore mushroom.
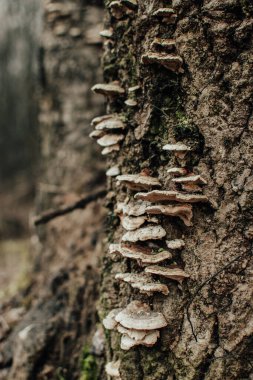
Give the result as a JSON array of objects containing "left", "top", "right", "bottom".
[
  {"left": 116, "top": 174, "right": 161, "bottom": 191},
  {"left": 115, "top": 301, "right": 168, "bottom": 330},
  {"left": 106, "top": 166, "right": 120, "bottom": 177},
  {"left": 100, "top": 29, "right": 113, "bottom": 38},
  {"left": 134, "top": 190, "right": 209, "bottom": 203},
  {"left": 95, "top": 117, "right": 125, "bottom": 130},
  {"left": 105, "top": 361, "right": 121, "bottom": 378},
  {"left": 172, "top": 175, "right": 207, "bottom": 185},
  {"left": 115, "top": 272, "right": 169, "bottom": 295},
  {"left": 117, "top": 325, "right": 147, "bottom": 340},
  {"left": 128, "top": 85, "right": 140, "bottom": 93},
  {"left": 121, "top": 215, "right": 158, "bottom": 231},
  {"left": 151, "top": 38, "right": 176, "bottom": 51},
  {"left": 103, "top": 308, "right": 123, "bottom": 330},
  {"left": 102, "top": 144, "right": 120, "bottom": 155},
  {"left": 152, "top": 8, "right": 177, "bottom": 23},
  {"left": 121, "top": 200, "right": 152, "bottom": 216},
  {"left": 97, "top": 134, "right": 125, "bottom": 147},
  {"left": 125, "top": 98, "right": 137, "bottom": 107},
  {"left": 109, "top": 243, "right": 172, "bottom": 264},
  {"left": 167, "top": 167, "right": 188, "bottom": 176},
  {"left": 89, "top": 130, "right": 105, "bottom": 139},
  {"left": 122, "top": 225, "right": 166, "bottom": 242},
  {"left": 166, "top": 239, "right": 185, "bottom": 250},
  {"left": 145, "top": 265, "right": 190, "bottom": 283},
  {"left": 91, "top": 114, "right": 115, "bottom": 126},
  {"left": 91, "top": 81, "right": 125, "bottom": 97},
  {"left": 145, "top": 204, "right": 193, "bottom": 226},
  {"left": 163, "top": 143, "right": 191, "bottom": 159},
  {"left": 120, "top": 330, "right": 160, "bottom": 350},
  {"left": 142, "top": 53, "right": 183, "bottom": 73}
]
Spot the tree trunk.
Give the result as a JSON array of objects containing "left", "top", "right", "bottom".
[
  {"left": 98, "top": 1, "right": 253, "bottom": 379},
  {"left": 0, "top": 1, "right": 106, "bottom": 379}
]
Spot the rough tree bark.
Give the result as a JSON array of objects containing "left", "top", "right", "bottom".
[
  {"left": 0, "top": 1, "right": 106, "bottom": 379},
  {"left": 96, "top": 1, "right": 253, "bottom": 379}
]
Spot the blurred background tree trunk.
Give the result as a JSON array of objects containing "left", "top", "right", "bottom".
[
  {"left": 0, "top": 1, "right": 106, "bottom": 379},
  {"left": 99, "top": 1, "right": 253, "bottom": 379}
]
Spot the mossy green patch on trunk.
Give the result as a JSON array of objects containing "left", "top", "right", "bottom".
[{"left": 79, "top": 346, "right": 98, "bottom": 380}]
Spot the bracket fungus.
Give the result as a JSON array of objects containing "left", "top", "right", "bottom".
[
  {"left": 166, "top": 239, "right": 185, "bottom": 250},
  {"left": 102, "top": 144, "right": 120, "bottom": 155},
  {"left": 163, "top": 143, "right": 191, "bottom": 159},
  {"left": 142, "top": 53, "right": 184, "bottom": 73},
  {"left": 89, "top": 130, "right": 104, "bottom": 139},
  {"left": 120, "top": 330, "right": 160, "bottom": 350},
  {"left": 105, "top": 361, "right": 121, "bottom": 379},
  {"left": 109, "top": 243, "right": 172, "bottom": 264},
  {"left": 91, "top": 114, "right": 115, "bottom": 127},
  {"left": 115, "top": 272, "right": 169, "bottom": 295},
  {"left": 97, "top": 134, "right": 125, "bottom": 147},
  {"left": 121, "top": 215, "right": 158, "bottom": 231},
  {"left": 122, "top": 225, "right": 166, "bottom": 242},
  {"left": 103, "top": 301, "right": 167, "bottom": 350},
  {"left": 151, "top": 38, "right": 176, "bottom": 51},
  {"left": 106, "top": 166, "right": 120, "bottom": 177},
  {"left": 172, "top": 174, "right": 207, "bottom": 185},
  {"left": 120, "top": 200, "right": 152, "bottom": 216},
  {"left": 100, "top": 29, "right": 113, "bottom": 38},
  {"left": 135, "top": 190, "right": 209, "bottom": 203},
  {"left": 116, "top": 174, "right": 161, "bottom": 191},
  {"left": 91, "top": 81, "right": 125, "bottom": 97},
  {"left": 167, "top": 167, "right": 188, "bottom": 176},
  {"left": 145, "top": 265, "right": 190, "bottom": 283},
  {"left": 145, "top": 204, "right": 193, "bottom": 226},
  {"left": 128, "top": 85, "right": 140, "bottom": 93},
  {"left": 103, "top": 308, "right": 123, "bottom": 330},
  {"left": 117, "top": 325, "right": 148, "bottom": 341},
  {"left": 152, "top": 8, "right": 177, "bottom": 23},
  {"left": 94, "top": 117, "right": 125, "bottom": 131},
  {"left": 115, "top": 301, "right": 168, "bottom": 330},
  {"left": 125, "top": 98, "right": 137, "bottom": 107}
]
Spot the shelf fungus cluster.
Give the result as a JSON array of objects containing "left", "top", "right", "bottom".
[
  {"left": 89, "top": 112, "right": 126, "bottom": 155},
  {"left": 103, "top": 301, "right": 168, "bottom": 350},
  {"left": 89, "top": 2, "right": 210, "bottom": 373},
  {"left": 102, "top": 163, "right": 209, "bottom": 352},
  {"left": 141, "top": 6, "right": 184, "bottom": 73}
]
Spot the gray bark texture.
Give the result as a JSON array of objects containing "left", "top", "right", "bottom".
[{"left": 98, "top": 0, "right": 253, "bottom": 379}]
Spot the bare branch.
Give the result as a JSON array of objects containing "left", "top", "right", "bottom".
[{"left": 34, "top": 189, "right": 106, "bottom": 226}]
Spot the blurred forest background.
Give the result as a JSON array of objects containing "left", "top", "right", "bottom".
[{"left": 0, "top": 0, "right": 41, "bottom": 300}]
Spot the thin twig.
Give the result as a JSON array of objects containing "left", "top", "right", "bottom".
[
  {"left": 34, "top": 189, "right": 106, "bottom": 226},
  {"left": 186, "top": 247, "right": 252, "bottom": 341}
]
